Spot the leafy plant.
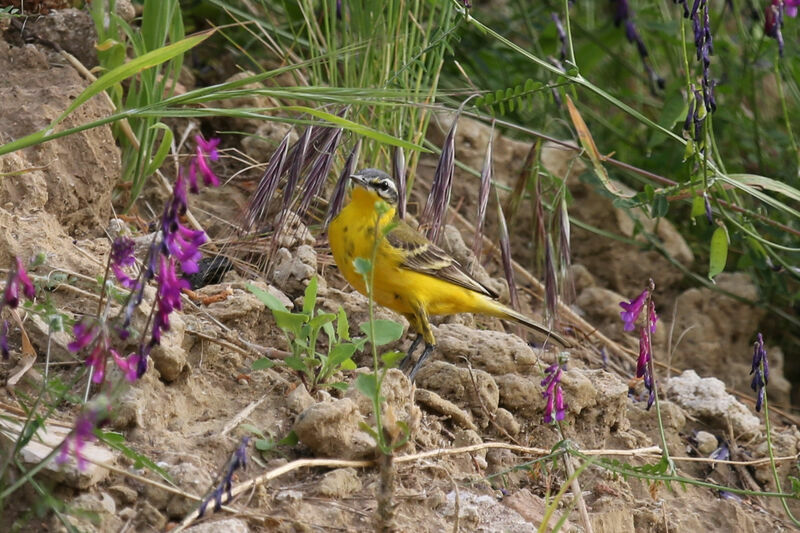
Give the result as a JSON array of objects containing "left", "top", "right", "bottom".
[{"left": 247, "top": 277, "right": 361, "bottom": 391}]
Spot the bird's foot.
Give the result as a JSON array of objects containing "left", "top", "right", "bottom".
[{"left": 407, "top": 343, "right": 435, "bottom": 382}]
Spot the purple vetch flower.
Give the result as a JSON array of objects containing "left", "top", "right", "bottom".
[
  {"left": 685, "top": 1, "right": 715, "bottom": 112},
  {"left": 56, "top": 403, "right": 110, "bottom": 471},
  {"left": 0, "top": 320, "right": 9, "bottom": 358},
  {"left": 110, "top": 237, "right": 137, "bottom": 289},
  {"left": 636, "top": 325, "right": 655, "bottom": 409},
  {"left": 541, "top": 363, "right": 566, "bottom": 424},
  {"left": 703, "top": 192, "right": 713, "bottom": 224},
  {"left": 750, "top": 333, "right": 769, "bottom": 412},
  {"left": 3, "top": 257, "right": 35, "bottom": 308},
  {"left": 187, "top": 135, "right": 221, "bottom": 192},
  {"left": 152, "top": 256, "right": 190, "bottom": 345},
  {"left": 620, "top": 280, "right": 658, "bottom": 409},
  {"left": 68, "top": 320, "right": 100, "bottom": 353},
  {"left": 161, "top": 172, "right": 208, "bottom": 275},
  {"left": 110, "top": 348, "right": 139, "bottom": 383},
  {"left": 198, "top": 437, "right": 250, "bottom": 517},
  {"left": 619, "top": 289, "right": 648, "bottom": 331},
  {"left": 612, "top": 0, "right": 663, "bottom": 87}
]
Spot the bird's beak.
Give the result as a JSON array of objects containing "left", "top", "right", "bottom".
[{"left": 349, "top": 173, "right": 366, "bottom": 186}]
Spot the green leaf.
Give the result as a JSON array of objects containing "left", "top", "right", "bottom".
[
  {"left": 340, "top": 359, "right": 357, "bottom": 370},
  {"left": 282, "top": 106, "right": 428, "bottom": 152},
  {"left": 284, "top": 355, "right": 308, "bottom": 371},
  {"left": 381, "top": 350, "right": 405, "bottom": 368},
  {"left": 326, "top": 381, "right": 350, "bottom": 391},
  {"left": 708, "top": 224, "right": 729, "bottom": 280},
  {"left": 272, "top": 310, "right": 308, "bottom": 336},
  {"left": 309, "top": 313, "right": 337, "bottom": 331},
  {"left": 97, "top": 430, "right": 171, "bottom": 480},
  {"left": 358, "top": 421, "right": 379, "bottom": 440},
  {"left": 143, "top": 122, "right": 174, "bottom": 176},
  {"left": 303, "top": 276, "right": 318, "bottom": 315},
  {"left": 690, "top": 195, "right": 706, "bottom": 219},
  {"left": 650, "top": 194, "right": 669, "bottom": 218},
  {"left": 328, "top": 343, "right": 358, "bottom": 367},
  {"left": 278, "top": 430, "right": 299, "bottom": 446},
  {"left": 336, "top": 307, "right": 350, "bottom": 341},
  {"left": 353, "top": 257, "right": 372, "bottom": 275},
  {"left": 359, "top": 320, "right": 404, "bottom": 346},
  {"left": 355, "top": 373, "right": 378, "bottom": 400},
  {"left": 252, "top": 358, "right": 275, "bottom": 370},
  {"left": 247, "top": 284, "right": 287, "bottom": 312}
]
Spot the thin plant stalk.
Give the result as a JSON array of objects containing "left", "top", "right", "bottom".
[{"left": 762, "top": 373, "right": 800, "bottom": 526}]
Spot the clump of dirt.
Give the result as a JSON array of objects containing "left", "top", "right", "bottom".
[{"left": 0, "top": 11, "right": 798, "bottom": 533}]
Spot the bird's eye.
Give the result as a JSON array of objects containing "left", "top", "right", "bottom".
[{"left": 377, "top": 181, "right": 389, "bottom": 190}]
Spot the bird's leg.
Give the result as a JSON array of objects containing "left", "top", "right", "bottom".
[
  {"left": 399, "top": 308, "right": 435, "bottom": 381},
  {"left": 407, "top": 343, "right": 435, "bottom": 382},
  {"left": 399, "top": 333, "right": 422, "bottom": 371}
]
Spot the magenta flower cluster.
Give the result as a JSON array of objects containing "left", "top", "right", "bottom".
[
  {"left": 542, "top": 363, "right": 566, "bottom": 424},
  {"left": 60, "top": 135, "right": 220, "bottom": 470},
  {"left": 619, "top": 282, "right": 658, "bottom": 409},
  {"left": 1, "top": 257, "right": 36, "bottom": 358}
]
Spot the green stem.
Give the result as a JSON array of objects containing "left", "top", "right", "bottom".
[
  {"left": 367, "top": 210, "right": 386, "bottom": 453},
  {"left": 762, "top": 372, "right": 800, "bottom": 527}
]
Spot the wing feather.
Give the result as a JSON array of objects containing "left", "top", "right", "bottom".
[{"left": 386, "top": 222, "right": 498, "bottom": 298}]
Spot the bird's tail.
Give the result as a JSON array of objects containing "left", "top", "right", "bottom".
[{"left": 485, "top": 300, "right": 570, "bottom": 348}]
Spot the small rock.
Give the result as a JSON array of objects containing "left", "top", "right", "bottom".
[
  {"left": 115, "top": 0, "right": 136, "bottom": 22},
  {"left": 454, "top": 428, "right": 485, "bottom": 466},
  {"left": 275, "top": 212, "right": 315, "bottom": 249},
  {"left": 416, "top": 361, "right": 499, "bottom": 428},
  {"left": 275, "top": 489, "right": 304, "bottom": 503},
  {"left": 316, "top": 467, "right": 362, "bottom": 498},
  {"left": 149, "top": 311, "right": 187, "bottom": 381},
  {"left": 494, "top": 374, "right": 544, "bottom": 415},
  {"left": 108, "top": 483, "right": 138, "bottom": 505},
  {"left": 435, "top": 323, "right": 539, "bottom": 375},
  {"left": 287, "top": 385, "right": 316, "bottom": 415},
  {"left": 271, "top": 245, "right": 316, "bottom": 297},
  {"left": 241, "top": 122, "right": 296, "bottom": 160},
  {"left": 165, "top": 462, "right": 215, "bottom": 518},
  {"left": 570, "top": 263, "right": 596, "bottom": 293},
  {"left": 664, "top": 370, "right": 760, "bottom": 438},
  {"left": 504, "top": 488, "right": 574, "bottom": 532},
  {"left": 56, "top": 492, "right": 122, "bottom": 533},
  {"left": 695, "top": 431, "right": 718, "bottom": 455},
  {"left": 414, "top": 388, "right": 477, "bottom": 431},
  {"left": 138, "top": 500, "right": 167, "bottom": 530},
  {"left": 185, "top": 518, "right": 250, "bottom": 533},
  {"left": 493, "top": 408, "right": 520, "bottom": 437},
  {"left": 293, "top": 398, "right": 374, "bottom": 459}
]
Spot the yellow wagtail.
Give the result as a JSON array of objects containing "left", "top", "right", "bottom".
[{"left": 328, "top": 168, "right": 568, "bottom": 380}]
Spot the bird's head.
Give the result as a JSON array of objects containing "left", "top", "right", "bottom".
[{"left": 350, "top": 168, "right": 398, "bottom": 206}]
